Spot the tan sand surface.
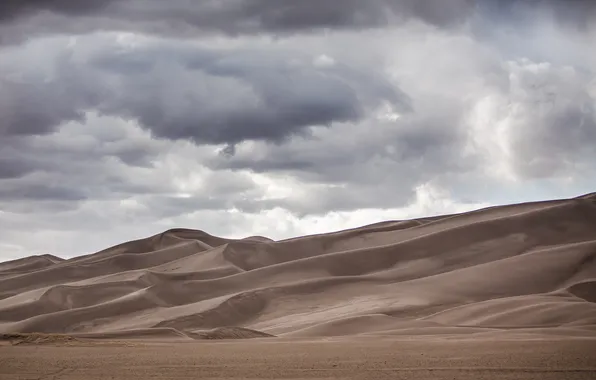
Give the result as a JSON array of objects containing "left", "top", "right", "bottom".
[
  {"left": 1, "top": 338, "right": 595, "bottom": 379},
  {"left": 0, "top": 194, "right": 595, "bottom": 378},
  {"left": 1, "top": 193, "right": 596, "bottom": 339}
]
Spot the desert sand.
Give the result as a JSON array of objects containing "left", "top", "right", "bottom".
[{"left": 1, "top": 193, "right": 596, "bottom": 378}]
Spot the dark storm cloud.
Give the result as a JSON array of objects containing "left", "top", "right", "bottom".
[
  {"left": 0, "top": 32, "right": 409, "bottom": 214},
  {"left": 479, "top": 0, "right": 596, "bottom": 29},
  {"left": 0, "top": 0, "right": 475, "bottom": 42},
  {"left": 107, "top": 0, "right": 476, "bottom": 32},
  {"left": 209, "top": 91, "right": 471, "bottom": 182},
  {"left": 0, "top": 157, "right": 35, "bottom": 179},
  {"left": 205, "top": 49, "right": 595, "bottom": 210},
  {"left": 3, "top": 0, "right": 594, "bottom": 45},
  {"left": 0, "top": 182, "right": 86, "bottom": 201},
  {"left": 0, "top": 108, "right": 271, "bottom": 217},
  {"left": 0, "top": 0, "right": 117, "bottom": 21},
  {"left": 0, "top": 76, "right": 94, "bottom": 137},
  {"left": 0, "top": 0, "right": 595, "bottom": 263},
  {"left": 206, "top": 105, "right": 473, "bottom": 213},
  {"left": 0, "top": 36, "right": 408, "bottom": 145}
]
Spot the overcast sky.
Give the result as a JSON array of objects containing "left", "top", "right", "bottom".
[{"left": 1, "top": 0, "right": 595, "bottom": 260}]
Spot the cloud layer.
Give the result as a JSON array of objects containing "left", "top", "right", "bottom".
[
  {"left": 1, "top": 34, "right": 407, "bottom": 145},
  {"left": 0, "top": 0, "right": 595, "bottom": 260},
  {"left": 0, "top": 0, "right": 476, "bottom": 44}
]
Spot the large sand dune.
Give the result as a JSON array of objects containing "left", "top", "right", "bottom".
[{"left": 1, "top": 193, "right": 596, "bottom": 340}]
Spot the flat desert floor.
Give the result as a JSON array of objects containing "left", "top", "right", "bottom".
[
  {"left": 1, "top": 194, "right": 596, "bottom": 378},
  {"left": 2, "top": 337, "right": 596, "bottom": 379},
  {"left": 0, "top": 337, "right": 596, "bottom": 380}
]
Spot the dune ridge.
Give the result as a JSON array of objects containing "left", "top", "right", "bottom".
[{"left": 1, "top": 193, "right": 595, "bottom": 340}]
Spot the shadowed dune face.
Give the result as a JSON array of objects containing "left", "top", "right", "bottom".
[
  {"left": 0, "top": 194, "right": 596, "bottom": 340},
  {"left": 569, "top": 281, "right": 596, "bottom": 303}
]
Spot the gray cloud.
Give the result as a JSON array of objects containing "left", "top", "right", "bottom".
[
  {"left": 0, "top": 35, "right": 408, "bottom": 147},
  {"left": 105, "top": 0, "right": 476, "bottom": 31},
  {"left": 0, "top": 0, "right": 476, "bottom": 45},
  {"left": 0, "top": 110, "right": 270, "bottom": 221},
  {"left": 0, "top": 73, "right": 91, "bottom": 137},
  {"left": 0, "top": 179, "right": 86, "bottom": 201},
  {"left": 0, "top": 156, "right": 35, "bottom": 179},
  {"left": 479, "top": 0, "right": 596, "bottom": 30},
  {"left": 3, "top": 0, "right": 595, "bottom": 46},
  {"left": 202, "top": 31, "right": 596, "bottom": 212},
  {"left": 0, "top": 117, "right": 169, "bottom": 214},
  {"left": 0, "top": 118, "right": 163, "bottom": 180},
  {"left": 1, "top": 0, "right": 596, "bottom": 261},
  {"left": 0, "top": 0, "right": 117, "bottom": 20},
  {"left": 206, "top": 104, "right": 475, "bottom": 213},
  {"left": 502, "top": 61, "right": 596, "bottom": 178}
]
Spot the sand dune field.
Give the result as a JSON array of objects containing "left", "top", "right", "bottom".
[{"left": 1, "top": 194, "right": 596, "bottom": 378}]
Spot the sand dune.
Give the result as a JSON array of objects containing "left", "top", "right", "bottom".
[
  {"left": 0, "top": 254, "right": 64, "bottom": 279},
  {"left": 1, "top": 193, "right": 595, "bottom": 340}
]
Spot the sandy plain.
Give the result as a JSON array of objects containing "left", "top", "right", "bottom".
[{"left": 1, "top": 337, "right": 596, "bottom": 379}]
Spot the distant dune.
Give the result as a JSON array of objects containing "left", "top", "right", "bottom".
[{"left": 1, "top": 193, "right": 595, "bottom": 341}]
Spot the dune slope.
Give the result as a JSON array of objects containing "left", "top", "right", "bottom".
[{"left": 1, "top": 193, "right": 595, "bottom": 340}]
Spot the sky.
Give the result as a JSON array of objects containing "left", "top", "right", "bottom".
[{"left": 0, "top": 0, "right": 595, "bottom": 260}]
